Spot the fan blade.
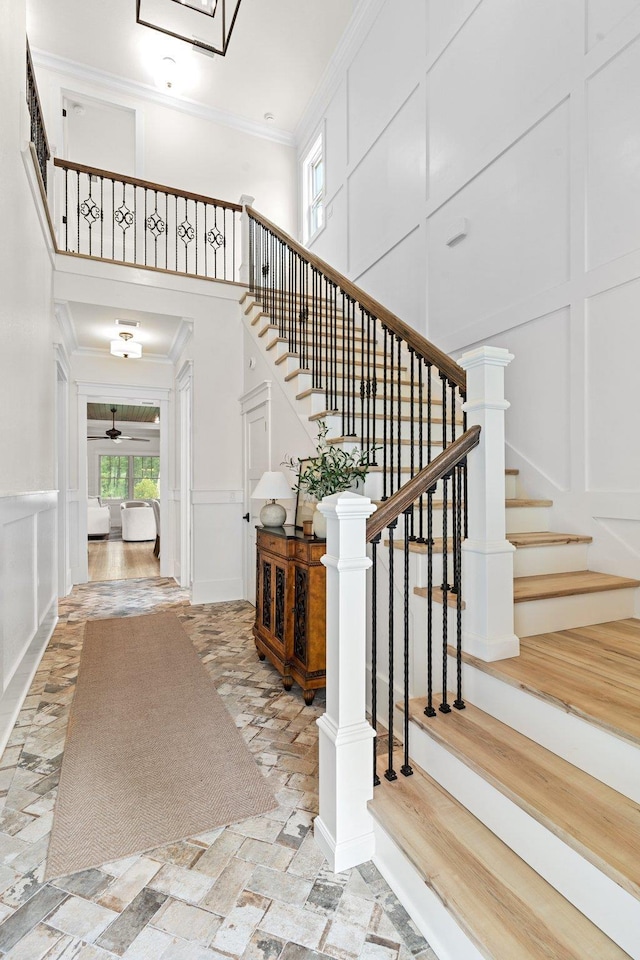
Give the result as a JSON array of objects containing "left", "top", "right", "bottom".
[{"left": 118, "top": 436, "right": 151, "bottom": 442}]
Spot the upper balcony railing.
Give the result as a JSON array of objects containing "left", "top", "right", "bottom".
[
  {"left": 26, "top": 42, "right": 50, "bottom": 192},
  {"left": 54, "top": 159, "right": 242, "bottom": 283}
]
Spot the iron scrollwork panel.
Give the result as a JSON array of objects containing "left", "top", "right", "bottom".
[
  {"left": 262, "top": 560, "right": 272, "bottom": 631},
  {"left": 293, "top": 565, "right": 308, "bottom": 664},
  {"left": 275, "top": 566, "right": 286, "bottom": 644}
]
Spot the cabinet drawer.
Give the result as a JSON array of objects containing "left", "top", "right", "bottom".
[
  {"left": 258, "top": 532, "right": 288, "bottom": 558},
  {"left": 292, "top": 540, "right": 311, "bottom": 562}
]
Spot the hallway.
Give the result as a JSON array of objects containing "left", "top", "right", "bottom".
[{"left": 0, "top": 579, "right": 437, "bottom": 960}]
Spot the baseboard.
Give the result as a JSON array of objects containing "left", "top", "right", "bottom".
[
  {"left": 0, "top": 597, "right": 58, "bottom": 757},
  {"left": 191, "top": 578, "right": 244, "bottom": 605}
]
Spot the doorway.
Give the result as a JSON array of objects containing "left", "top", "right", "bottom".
[
  {"left": 87, "top": 403, "right": 161, "bottom": 582},
  {"left": 77, "top": 383, "right": 171, "bottom": 585},
  {"left": 241, "top": 382, "right": 272, "bottom": 603}
]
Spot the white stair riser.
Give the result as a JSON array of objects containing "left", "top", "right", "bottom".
[
  {"left": 505, "top": 474, "right": 518, "bottom": 499},
  {"left": 457, "top": 656, "right": 640, "bottom": 802},
  {"left": 505, "top": 505, "right": 550, "bottom": 533},
  {"left": 324, "top": 420, "right": 453, "bottom": 444},
  {"left": 515, "top": 587, "right": 636, "bottom": 636},
  {"left": 513, "top": 542, "right": 590, "bottom": 577},
  {"left": 407, "top": 721, "right": 640, "bottom": 958}
]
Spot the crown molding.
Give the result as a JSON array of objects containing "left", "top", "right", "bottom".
[
  {"left": 31, "top": 47, "right": 296, "bottom": 148},
  {"left": 295, "top": 0, "right": 386, "bottom": 152}
]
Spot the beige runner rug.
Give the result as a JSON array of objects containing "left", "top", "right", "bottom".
[{"left": 46, "top": 611, "right": 276, "bottom": 879}]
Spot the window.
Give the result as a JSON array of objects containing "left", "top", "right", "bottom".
[
  {"left": 302, "top": 133, "right": 324, "bottom": 242},
  {"left": 100, "top": 455, "right": 160, "bottom": 500}
]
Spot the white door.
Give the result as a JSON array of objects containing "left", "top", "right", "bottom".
[
  {"left": 63, "top": 95, "right": 136, "bottom": 175},
  {"left": 242, "top": 385, "right": 271, "bottom": 603}
]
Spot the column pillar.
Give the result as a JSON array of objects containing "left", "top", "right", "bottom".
[
  {"left": 460, "top": 346, "right": 519, "bottom": 661},
  {"left": 314, "top": 491, "right": 377, "bottom": 872}
]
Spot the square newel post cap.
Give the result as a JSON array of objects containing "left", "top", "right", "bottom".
[
  {"left": 318, "top": 491, "right": 377, "bottom": 521},
  {"left": 460, "top": 345, "right": 514, "bottom": 370},
  {"left": 239, "top": 194, "right": 255, "bottom": 209}
]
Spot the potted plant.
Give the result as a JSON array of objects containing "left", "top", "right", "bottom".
[{"left": 283, "top": 419, "right": 378, "bottom": 537}]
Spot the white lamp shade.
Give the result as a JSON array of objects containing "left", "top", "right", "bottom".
[
  {"left": 110, "top": 338, "right": 142, "bottom": 359},
  {"left": 251, "top": 471, "right": 292, "bottom": 501}
]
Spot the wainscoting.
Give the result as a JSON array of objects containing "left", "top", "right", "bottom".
[{"left": 0, "top": 491, "right": 58, "bottom": 755}]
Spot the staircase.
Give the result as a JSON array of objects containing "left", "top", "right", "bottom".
[{"left": 240, "top": 209, "right": 640, "bottom": 959}]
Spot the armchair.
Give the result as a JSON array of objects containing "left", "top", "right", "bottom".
[
  {"left": 87, "top": 497, "right": 110, "bottom": 538},
  {"left": 120, "top": 501, "right": 156, "bottom": 542}
]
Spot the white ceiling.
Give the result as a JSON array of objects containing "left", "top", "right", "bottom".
[
  {"left": 26, "top": 0, "right": 355, "bottom": 133},
  {"left": 65, "top": 302, "right": 184, "bottom": 357}
]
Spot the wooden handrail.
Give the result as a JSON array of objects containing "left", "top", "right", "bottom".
[
  {"left": 365, "top": 425, "right": 481, "bottom": 543},
  {"left": 53, "top": 158, "right": 243, "bottom": 212},
  {"left": 247, "top": 206, "right": 466, "bottom": 392}
]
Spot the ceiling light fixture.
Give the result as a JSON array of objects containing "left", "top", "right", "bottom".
[
  {"left": 137, "top": 0, "right": 243, "bottom": 56},
  {"left": 158, "top": 56, "right": 177, "bottom": 89},
  {"left": 110, "top": 331, "right": 143, "bottom": 359}
]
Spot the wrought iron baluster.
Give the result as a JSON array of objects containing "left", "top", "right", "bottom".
[
  {"left": 382, "top": 326, "right": 388, "bottom": 500},
  {"left": 64, "top": 166, "right": 68, "bottom": 251},
  {"left": 454, "top": 461, "right": 466, "bottom": 711},
  {"left": 440, "top": 468, "right": 451, "bottom": 715},
  {"left": 409, "top": 349, "right": 415, "bottom": 540},
  {"left": 370, "top": 314, "right": 378, "bottom": 466},
  {"left": 385, "top": 519, "right": 398, "bottom": 782},
  {"left": 76, "top": 169, "right": 80, "bottom": 255},
  {"left": 350, "top": 295, "right": 357, "bottom": 436},
  {"left": 424, "top": 485, "right": 436, "bottom": 717},
  {"left": 371, "top": 534, "right": 381, "bottom": 786},
  {"left": 389, "top": 331, "right": 395, "bottom": 498},
  {"left": 417, "top": 359, "right": 424, "bottom": 542},
  {"left": 360, "top": 307, "right": 366, "bottom": 451},
  {"left": 401, "top": 509, "right": 413, "bottom": 777},
  {"left": 396, "top": 336, "right": 402, "bottom": 494}
]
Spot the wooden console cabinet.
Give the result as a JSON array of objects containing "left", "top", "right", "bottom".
[{"left": 253, "top": 525, "right": 326, "bottom": 704}]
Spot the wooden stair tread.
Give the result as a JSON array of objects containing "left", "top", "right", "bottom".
[
  {"left": 329, "top": 435, "right": 444, "bottom": 447},
  {"left": 414, "top": 585, "right": 466, "bottom": 608},
  {"left": 406, "top": 697, "right": 640, "bottom": 900},
  {"left": 514, "top": 570, "right": 640, "bottom": 603},
  {"left": 457, "top": 618, "right": 640, "bottom": 746},
  {"left": 505, "top": 498, "right": 553, "bottom": 508},
  {"left": 370, "top": 761, "right": 628, "bottom": 959},
  {"left": 389, "top": 530, "right": 591, "bottom": 555},
  {"left": 508, "top": 531, "right": 592, "bottom": 548}
]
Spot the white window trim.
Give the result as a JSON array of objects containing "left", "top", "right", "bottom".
[{"left": 302, "top": 132, "right": 324, "bottom": 244}]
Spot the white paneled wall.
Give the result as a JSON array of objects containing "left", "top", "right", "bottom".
[
  {"left": 299, "top": 0, "right": 640, "bottom": 579},
  {"left": 0, "top": 493, "right": 58, "bottom": 754}
]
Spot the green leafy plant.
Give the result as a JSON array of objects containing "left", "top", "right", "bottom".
[
  {"left": 282, "top": 420, "right": 378, "bottom": 500},
  {"left": 133, "top": 478, "right": 159, "bottom": 499}
]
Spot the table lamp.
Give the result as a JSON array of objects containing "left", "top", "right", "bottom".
[{"left": 251, "top": 471, "right": 292, "bottom": 527}]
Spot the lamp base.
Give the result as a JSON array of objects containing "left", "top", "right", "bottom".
[{"left": 260, "top": 500, "right": 286, "bottom": 527}]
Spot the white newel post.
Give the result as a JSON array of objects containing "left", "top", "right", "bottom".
[
  {"left": 315, "top": 491, "right": 377, "bottom": 873},
  {"left": 460, "top": 346, "right": 520, "bottom": 661},
  {"left": 239, "top": 194, "right": 255, "bottom": 286}
]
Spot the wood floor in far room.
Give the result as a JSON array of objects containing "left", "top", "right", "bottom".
[{"left": 88, "top": 538, "right": 160, "bottom": 581}]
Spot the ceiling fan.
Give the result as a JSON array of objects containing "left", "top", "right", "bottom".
[{"left": 88, "top": 407, "right": 151, "bottom": 444}]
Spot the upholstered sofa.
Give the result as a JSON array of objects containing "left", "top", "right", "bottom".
[
  {"left": 87, "top": 497, "right": 110, "bottom": 538},
  {"left": 120, "top": 501, "right": 156, "bottom": 542}
]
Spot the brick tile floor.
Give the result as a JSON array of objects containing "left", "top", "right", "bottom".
[{"left": 0, "top": 578, "right": 439, "bottom": 960}]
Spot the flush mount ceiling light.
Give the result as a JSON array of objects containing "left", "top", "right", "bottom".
[
  {"left": 110, "top": 331, "right": 143, "bottom": 359},
  {"left": 136, "top": 0, "right": 243, "bottom": 56}
]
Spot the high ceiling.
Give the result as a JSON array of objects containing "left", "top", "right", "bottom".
[{"left": 26, "top": 0, "right": 355, "bottom": 133}]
